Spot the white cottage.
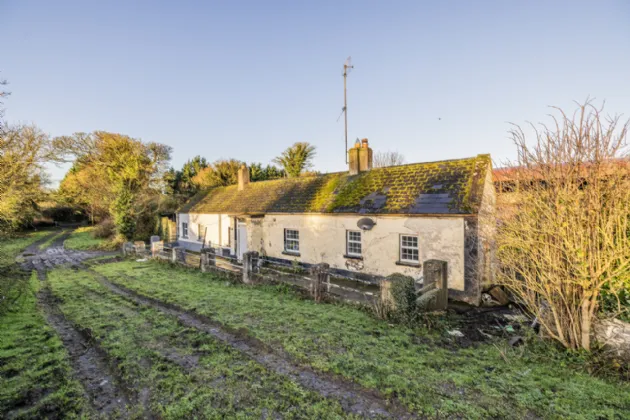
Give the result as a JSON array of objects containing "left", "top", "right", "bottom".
[{"left": 177, "top": 140, "right": 495, "bottom": 304}]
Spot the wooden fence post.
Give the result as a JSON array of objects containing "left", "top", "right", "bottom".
[
  {"left": 423, "top": 260, "right": 448, "bottom": 310},
  {"left": 310, "top": 263, "right": 329, "bottom": 302},
  {"left": 242, "top": 251, "right": 259, "bottom": 284},
  {"left": 200, "top": 248, "right": 216, "bottom": 273}
]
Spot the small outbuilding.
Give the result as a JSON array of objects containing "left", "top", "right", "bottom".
[{"left": 177, "top": 139, "right": 495, "bottom": 304}]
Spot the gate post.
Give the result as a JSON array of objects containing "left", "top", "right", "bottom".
[
  {"left": 200, "top": 248, "right": 216, "bottom": 273},
  {"left": 310, "top": 263, "right": 329, "bottom": 302},
  {"left": 151, "top": 240, "right": 164, "bottom": 258},
  {"left": 242, "top": 251, "right": 259, "bottom": 284},
  {"left": 122, "top": 242, "right": 134, "bottom": 257},
  {"left": 423, "top": 260, "right": 448, "bottom": 310}
]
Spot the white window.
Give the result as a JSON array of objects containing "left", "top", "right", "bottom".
[
  {"left": 284, "top": 229, "right": 300, "bottom": 253},
  {"left": 400, "top": 235, "right": 419, "bottom": 263},
  {"left": 346, "top": 230, "right": 362, "bottom": 256},
  {"left": 181, "top": 222, "right": 188, "bottom": 239},
  {"left": 197, "top": 224, "right": 206, "bottom": 242}
]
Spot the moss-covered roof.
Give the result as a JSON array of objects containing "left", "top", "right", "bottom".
[{"left": 180, "top": 154, "right": 491, "bottom": 215}]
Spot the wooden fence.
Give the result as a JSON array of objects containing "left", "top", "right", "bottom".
[{"left": 122, "top": 240, "right": 448, "bottom": 309}]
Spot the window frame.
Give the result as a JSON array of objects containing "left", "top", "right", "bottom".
[
  {"left": 346, "top": 230, "right": 362, "bottom": 257},
  {"left": 181, "top": 222, "right": 188, "bottom": 239},
  {"left": 399, "top": 234, "right": 419, "bottom": 263},
  {"left": 283, "top": 229, "right": 300, "bottom": 254}
]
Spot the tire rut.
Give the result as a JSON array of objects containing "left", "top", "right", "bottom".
[
  {"left": 89, "top": 269, "right": 416, "bottom": 419},
  {"left": 21, "top": 230, "right": 61, "bottom": 255},
  {"left": 36, "top": 270, "right": 139, "bottom": 418},
  {"left": 76, "top": 284, "right": 202, "bottom": 371}
]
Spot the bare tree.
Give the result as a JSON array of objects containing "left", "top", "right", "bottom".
[
  {"left": 496, "top": 100, "right": 630, "bottom": 351},
  {"left": 373, "top": 151, "right": 405, "bottom": 168}
]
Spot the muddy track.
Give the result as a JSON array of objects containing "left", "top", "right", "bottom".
[
  {"left": 89, "top": 269, "right": 416, "bottom": 419},
  {"left": 74, "top": 282, "right": 202, "bottom": 371},
  {"left": 36, "top": 270, "right": 138, "bottom": 418},
  {"left": 21, "top": 230, "right": 117, "bottom": 273},
  {"left": 21, "top": 230, "right": 61, "bottom": 255}
]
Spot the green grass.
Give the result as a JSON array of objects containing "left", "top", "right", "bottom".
[
  {"left": 1, "top": 230, "right": 56, "bottom": 315},
  {"left": 0, "top": 272, "right": 87, "bottom": 419},
  {"left": 46, "top": 268, "right": 353, "bottom": 419},
  {"left": 94, "top": 260, "right": 630, "bottom": 419},
  {"left": 0, "top": 230, "right": 51, "bottom": 269},
  {"left": 63, "top": 227, "right": 113, "bottom": 251}
]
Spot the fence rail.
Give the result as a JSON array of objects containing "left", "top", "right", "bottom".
[{"left": 122, "top": 240, "right": 448, "bottom": 309}]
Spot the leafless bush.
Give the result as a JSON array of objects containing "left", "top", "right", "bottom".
[
  {"left": 497, "top": 99, "right": 630, "bottom": 351},
  {"left": 93, "top": 218, "right": 115, "bottom": 238},
  {"left": 373, "top": 151, "right": 405, "bottom": 168}
]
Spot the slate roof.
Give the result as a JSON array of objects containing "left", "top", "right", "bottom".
[{"left": 179, "top": 154, "right": 491, "bottom": 215}]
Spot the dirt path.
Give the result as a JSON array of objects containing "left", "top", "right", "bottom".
[
  {"left": 21, "top": 230, "right": 61, "bottom": 255},
  {"left": 20, "top": 229, "right": 116, "bottom": 272},
  {"left": 89, "top": 269, "right": 416, "bottom": 419},
  {"left": 37, "top": 272, "right": 134, "bottom": 418},
  {"left": 21, "top": 230, "right": 141, "bottom": 418}
]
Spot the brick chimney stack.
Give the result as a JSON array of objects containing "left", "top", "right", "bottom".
[
  {"left": 237, "top": 163, "right": 250, "bottom": 191},
  {"left": 348, "top": 138, "right": 373, "bottom": 175}
]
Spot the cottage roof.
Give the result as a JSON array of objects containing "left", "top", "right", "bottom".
[{"left": 180, "top": 154, "right": 491, "bottom": 216}]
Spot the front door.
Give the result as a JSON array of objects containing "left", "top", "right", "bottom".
[{"left": 236, "top": 222, "right": 248, "bottom": 261}]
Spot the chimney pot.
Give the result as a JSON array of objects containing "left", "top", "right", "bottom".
[
  {"left": 348, "top": 138, "right": 373, "bottom": 174},
  {"left": 237, "top": 163, "right": 250, "bottom": 191}
]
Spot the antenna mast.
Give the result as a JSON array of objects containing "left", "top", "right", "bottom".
[{"left": 342, "top": 57, "right": 354, "bottom": 163}]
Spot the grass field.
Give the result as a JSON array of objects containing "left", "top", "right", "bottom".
[
  {"left": 0, "top": 272, "right": 87, "bottom": 419},
  {"left": 93, "top": 260, "right": 630, "bottom": 419},
  {"left": 63, "top": 227, "right": 113, "bottom": 251},
  {"left": 0, "top": 232, "right": 88, "bottom": 419},
  {"left": 46, "top": 268, "right": 350, "bottom": 418},
  {"left": 2, "top": 230, "right": 629, "bottom": 419}
]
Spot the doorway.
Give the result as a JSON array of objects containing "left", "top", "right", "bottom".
[{"left": 236, "top": 221, "right": 248, "bottom": 261}]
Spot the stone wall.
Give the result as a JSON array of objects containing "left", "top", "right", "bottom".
[{"left": 594, "top": 318, "right": 630, "bottom": 361}]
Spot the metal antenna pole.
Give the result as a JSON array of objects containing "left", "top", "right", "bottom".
[
  {"left": 342, "top": 57, "right": 353, "bottom": 164},
  {"left": 344, "top": 66, "right": 348, "bottom": 163}
]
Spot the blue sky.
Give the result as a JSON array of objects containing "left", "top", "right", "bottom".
[{"left": 2, "top": 0, "right": 630, "bottom": 184}]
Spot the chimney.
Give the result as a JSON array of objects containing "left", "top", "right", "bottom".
[
  {"left": 237, "top": 163, "right": 250, "bottom": 191},
  {"left": 348, "top": 138, "right": 373, "bottom": 175}
]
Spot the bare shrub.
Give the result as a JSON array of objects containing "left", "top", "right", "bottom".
[
  {"left": 373, "top": 151, "right": 405, "bottom": 168},
  {"left": 93, "top": 218, "right": 115, "bottom": 238},
  {"left": 497, "top": 100, "right": 630, "bottom": 351}
]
